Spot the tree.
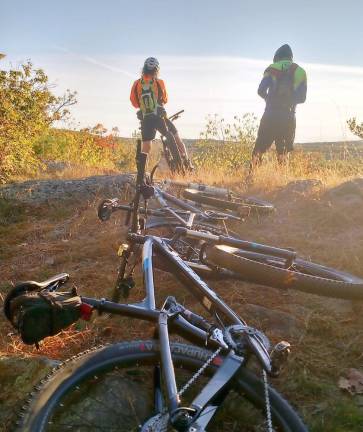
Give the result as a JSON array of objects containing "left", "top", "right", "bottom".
[
  {"left": 0, "top": 61, "right": 76, "bottom": 181},
  {"left": 91, "top": 123, "right": 107, "bottom": 137},
  {"left": 347, "top": 118, "right": 363, "bottom": 139}
]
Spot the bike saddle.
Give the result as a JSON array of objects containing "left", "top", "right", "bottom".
[{"left": 18, "top": 273, "right": 70, "bottom": 290}]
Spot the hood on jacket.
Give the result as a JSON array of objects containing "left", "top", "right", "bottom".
[{"left": 273, "top": 44, "right": 293, "bottom": 62}]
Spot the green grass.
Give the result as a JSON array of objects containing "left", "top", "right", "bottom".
[{"left": 0, "top": 199, "right": 27, "bottom": 226}]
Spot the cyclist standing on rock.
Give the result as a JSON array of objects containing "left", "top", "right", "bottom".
[
  {"left": 130, "top": 57, "right": 191, "bottom": 168},
  {"left": 248, "top": 44, "right": 307, "bottom": 179}
]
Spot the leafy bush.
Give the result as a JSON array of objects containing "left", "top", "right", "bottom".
[
  {"left": 192, "top": 113, "right": 257, "bottom": 173},
  {"left": 34, "top": 127, "right": 135, "bottom": 171},
  {"left": 0, "top": 61, "right": 76, "bottom": 181},
  {"left": 347, "top": 117, "right": 363, "bottom": 139}
]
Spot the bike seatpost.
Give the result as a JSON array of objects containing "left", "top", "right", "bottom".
[{"left": 132, "top": 151, "right": 148, "bottom": 233}]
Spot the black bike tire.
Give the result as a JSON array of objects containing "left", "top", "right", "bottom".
[
  {"left": 183, "top": 189, "right": 274, "bottom": 215},
  {"left": 16, "top": 341, "right": 307, "bottom": 432},
  {"left": 204, "top": 245, "right": 363, "bottom": 300},
  {"left": 164, "top": 131, "right": 185, "bottom": 173}
]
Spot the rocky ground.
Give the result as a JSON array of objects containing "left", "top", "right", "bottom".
[
  {"left": 0, "top": 174, "right": 363, "bottom": 431},
  {"left": 0, "top": 174, "right": 133, "bottom": 204}
]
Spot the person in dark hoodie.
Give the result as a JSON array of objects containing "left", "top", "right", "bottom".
[{"left": 249, "top": 44, "right": 307, "bottom": 175}]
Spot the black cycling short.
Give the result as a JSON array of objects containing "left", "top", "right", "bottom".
[
  {"left": 141, "top": 114, "right": 178, "bottom": 141},
  {"left": 253, "top": 111, "right": 296, "bottom": 155}
]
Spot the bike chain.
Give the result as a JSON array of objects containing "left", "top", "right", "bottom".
[
  {"left": 140, "top": 348, "right": 221, "bottom": 431},
  {"left": 263, "top": 369, "right": 273, "bottom": 432},
  {"left": 178, "top": 347, "right": 222, "bottom": 397},
  {"left": 144, "top": 348, "right": 273, "bottom": 431}
]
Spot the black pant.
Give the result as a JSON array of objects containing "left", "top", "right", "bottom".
[
  {"left": 141, "top": 114, "right": 177, "bottom": 141},
  {"left": 253, "top": 112, "right": 296, "bottom": 156}
]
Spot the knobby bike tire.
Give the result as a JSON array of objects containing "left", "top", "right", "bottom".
[
  {"left": 204, "top": 244, "right": 363, "bottom": 300},
  {"left": 163, "top": 131, "right": 185, "bottom": 173},
  {"left": 183, "top": 189, "right": 275, "bottom": 215},
  {"left": 16, "top": 341, "right": 307, "bottom": 432}
]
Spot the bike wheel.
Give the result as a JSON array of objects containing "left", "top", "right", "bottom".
[
  {"left": 16, "top": 341, "right": 307, "bottom": 431},
  {"left": 163, "top": 132, "right": 185, "bottom": 174},
  {"left": 204, "top": 244, "right": 363, "bottom": 300},
  {"left": 183, "top": 189, "right": 275, "bottom": 215}
]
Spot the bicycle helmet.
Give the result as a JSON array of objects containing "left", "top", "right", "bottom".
[{"left": 143, "top": 57, "right": 160, "bottom": 72}]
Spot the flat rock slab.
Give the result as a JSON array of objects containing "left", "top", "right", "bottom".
[
  {"left": 0, "top": 174, "right": 134, "bottom": 204},
  {"left": 325, "top": 177, "right": 363, "bottom": 207},
  {"left": 278, "top": 179, "right": 323, "bottom": 197},
  {"left": 0, "top": 355, "right": 60, "bottom": 429}
]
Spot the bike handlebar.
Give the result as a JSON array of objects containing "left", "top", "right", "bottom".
[{"left": 168, "top": 109, "right": 184, "bottom": 122}]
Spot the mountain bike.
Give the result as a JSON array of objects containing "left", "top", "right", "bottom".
[
  {"left": 181, "top": 187, "right": 274, "bottom": 216},
  {"left": 138, "top": 109, "right": 191, "bottom": 174},
  {"left": 7, "top": 230, "right": 308, "bottom": 431},
  {"left": 98, "top": 181, "right": 242, "bottom": 230},
  {"left": 98, "top": 145, "right": 244, "bottom": 301},
  {"left": 102, "top": 145, "right": 363, "bottom": 302},
  {"left": 161, "top": 179, "right": 275, "bottom": 217},
  {"left": 160, "top": 110, "right": 192, "bottom": 174}
]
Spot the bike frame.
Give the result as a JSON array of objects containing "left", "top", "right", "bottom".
[
  {"left": 100, "top": 178, "right": 241, "bottom": 230},
  {"left": 81, "top": 232, "right": 272, "bottom": 430}
]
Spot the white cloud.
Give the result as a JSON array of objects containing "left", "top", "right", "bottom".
[{"left": 3, "top": 52, "right": 363, "bottom": 142}]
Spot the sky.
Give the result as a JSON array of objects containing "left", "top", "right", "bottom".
[{"left": 1, "top": 0, "right": 363, "bottom": 142}]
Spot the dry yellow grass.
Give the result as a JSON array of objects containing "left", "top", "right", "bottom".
[{"left": 1, "top": 149, "right": 363, "bottom": 430}]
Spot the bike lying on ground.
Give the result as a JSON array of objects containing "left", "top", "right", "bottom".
[
  {"left": 99, "top": 149, "right": 243, "bottom": 302},
  {"left": 98, "top": 180, "right": 243, "bottom": 231},
  {"left": 100, "top": 146, "right": 363, "bottom": 302},
  {"left": 163, "top": 179, "right": 275, "bottom": 217},
  {"left": 5, "top": 232, "right": 307, "bottom": 431}
]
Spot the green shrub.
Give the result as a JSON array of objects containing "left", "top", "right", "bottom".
[
  {"left": 0, "top": 61, "right": 76, "bottom": 181},
  {"left": 192, "top": 113, "right": 257, "bottom": 173},
  {"left": 34, "top": 127, "right": 135, "bottom": 171}
]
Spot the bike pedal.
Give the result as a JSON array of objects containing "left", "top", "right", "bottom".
[
  {"left": 117, "top": 243, "right": 129, "bottom": 256},
  {"left": 119, "top": 277, "right": 136, "bottom": 299},
  {"left": 270, "top": 341, "right": 291, "bottom": 377}
]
